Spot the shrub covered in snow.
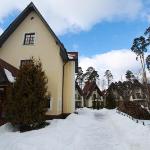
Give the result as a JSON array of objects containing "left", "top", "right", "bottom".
[
  {"left": 118, "top": 101, "right": 150, "bottom": 120},
  {"left": 4, "top": 58, "right": 49, "bottom": 131}
]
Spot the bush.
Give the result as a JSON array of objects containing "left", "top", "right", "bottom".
[
  {"left": 105, "top": 93, "right": 116, "bottom": 109},
  {"left": 5, "top": 58, "right": 49, "bottom": 130},
  {"left": 118, "top": 101, "right": 150, "bottom": 120},
  {"left": 92, "top": 100, "right": 97, "bottom": 109}
]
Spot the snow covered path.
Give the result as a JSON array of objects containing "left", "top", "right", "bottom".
[{"left": 0, "top": 108, "right": 150, "bottom": 150}]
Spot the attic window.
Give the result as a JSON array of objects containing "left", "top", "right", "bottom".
[
  {"left": 24, "top": 33, "right": 35, "bottom": 45},
  {"left": 31, "top": 17, "right": 34, "bottom": 20}
]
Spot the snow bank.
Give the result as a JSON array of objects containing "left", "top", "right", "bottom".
[
  {"left": 4, "top": 69, "right": 15, "bottom": 83},
  {"left": 0, "top": 108, "right": 150, "bottom": 150},
  {"left": 0, "top": 123, "right": 14, "bottom": 136}
]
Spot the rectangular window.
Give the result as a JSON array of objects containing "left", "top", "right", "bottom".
[
  {"left": 20, "top": 60, "right": 32, "bottom": 67},
  {"left": 78, "top": 95, "right": 81, "bottom": 100},
  {"left": 47, "top": 97, "right": 51, "bottom": 108},
  {"left": 47, "top": 100, "right": 50, "bottom": 108},
  {"left": 24, "top": 33, "right": 35, "bottom": 45}
]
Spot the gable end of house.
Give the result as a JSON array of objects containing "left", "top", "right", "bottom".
[{"left": 0, "top": 2, "right": 68, "bottom": 61}]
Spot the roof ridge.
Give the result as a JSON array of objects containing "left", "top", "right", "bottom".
[{"left": 0, "top": 2, "right": 69, "bottom": 61}]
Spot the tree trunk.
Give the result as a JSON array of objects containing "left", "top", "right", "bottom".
[
  {"left": 83, "top": 98, "right": 86, "bottom": 107},
  {"left": 140, "top": 55, "right": 150, "bottom": 109}
]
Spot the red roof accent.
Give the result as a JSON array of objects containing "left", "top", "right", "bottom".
[
  {"left": 83, "top": 81, "right": 103, "bottom": 99},
  {"left": 67, "top": 52, "right": 78, "bottom": 60},
  {"left": 67, "top": 52, "right": 78, "bottom": 73}
]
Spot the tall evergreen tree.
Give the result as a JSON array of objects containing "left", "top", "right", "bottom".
[
  {"left": 125, "top": 70, "right": 135, "bottom": 81},
  {"left": 104, "top": 70, "right": 113, "bottom": 87},
  {"left": 146, "top": 55, "right": 150, "bottom": 70},
  {"left": 105, "top": 92, "right": 116, "bottom": 109},
  {"left": 145, "top": 28, "right": 150, "bottom": 72},
  {"left": 76, "top": 67, "right": 84, "bottom": 88},
  {"left": 131, "top": 36, "right": 148, "bottom": 84},
  {"left": 83, "top": 67, "right": 99, "bottom": 82},
  {"left": 5, "top": 58, "right": 49, "bottom": 130},
  {"left": 131, "top": 35, "right": 150, "bottom": 108}
]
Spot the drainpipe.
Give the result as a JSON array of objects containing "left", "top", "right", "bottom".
[{"left": 62, "top": 62, "right": 67, "bottom": 114}]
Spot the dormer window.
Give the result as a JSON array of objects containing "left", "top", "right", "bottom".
[{"left": 24, "top": 33, "right": 35, "bottom": 45}]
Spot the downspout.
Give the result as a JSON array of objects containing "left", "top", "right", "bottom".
[{"left": 62, "top": 62, "right": 67, "bottom": 114}]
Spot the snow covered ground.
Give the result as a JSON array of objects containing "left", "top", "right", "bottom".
[{"left": 0, "top": 108, "right": 150, "bottom": 150}]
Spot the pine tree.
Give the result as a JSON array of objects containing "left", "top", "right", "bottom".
[
  {"left": 83, "top": 67, "right": 99, "bottom": 82},
  {"left": 125, "top": 70, "right": 135, "bottom": 81},
  {"left": 105, "top": 92, "right": 116, "bottom": 109},
  {"left": 104, "top": 70, "right": 113, "bottom": 88},
  {"left": 5, "top": 58, "right": 49, "bottom": 130}
]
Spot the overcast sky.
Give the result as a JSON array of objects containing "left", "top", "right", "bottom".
[{"left": 0, "top": 0, "right": 150, "bottom": 84}]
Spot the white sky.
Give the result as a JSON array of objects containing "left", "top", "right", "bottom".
[{"left": 79, "top": 49, "right": 150, "bottom": 86}]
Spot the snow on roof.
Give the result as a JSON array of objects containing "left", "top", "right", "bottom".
[
  {"left": 83, "top": 81, "right": 103, "bottom": 98},
  {"left": 68, "top": 54, "right": 75, "bottom": 59},
  {"left": 4, "top": 69, "right": 15, "bottom": 83},
  {"left": 67, "top": 52, "right": 78, "bottom": 60}
]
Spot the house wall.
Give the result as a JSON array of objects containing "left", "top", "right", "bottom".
[
  {"left": 0, "top": 12, "right": 64, "bottom": 115},
  {"left": 87, "top": 98, "right": 93, "bottom": 108},
  {"left": 75, "top": 90, "right": 79, "bottom": 100},
  {"left": 63, "top": 61, "right": 75, "bottom": 113},
  {"left": 75, "top": 90, "right": 83, "bottom": 108},
  {"left": 86, "top": 90, "right": 103, "bottom": 108},
  {"left": 130, "top": 88, "right": 145, "bottom": 101}
]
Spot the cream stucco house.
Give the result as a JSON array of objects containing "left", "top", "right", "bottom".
[
  {"left": 83, "top": 81, "right": 103, "bottom": 108},
  {"left": 75, "top": 82, "right": 84, "bottom": 108},
  {"left": 0, "top": 2, "right": 78, "bottom": 119}
]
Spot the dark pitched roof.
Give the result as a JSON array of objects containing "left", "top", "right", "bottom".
[
  {"left": 83, "top": 81, "right": 103, "bottom": 99},
  {"left": 0, "top": 68, "right": 9, "bottom": 85},
  {"left": 0, "top": 59, "right": 18, "bottom": 85},
  {"left": 67, "top": 52, "right": 78, "bottom": 73},
  {"left": 75, "top": 82, "right": 83, "bottom": 96},
  {"left": 0, "top": 2, "right": 68, "bottom": 61},
  {"left": 0, "top": 58, "right": 18, "bottom": 77}
]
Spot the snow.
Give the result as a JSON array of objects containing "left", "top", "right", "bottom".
[
  {"left": 116, "top": 110, "right": 150, "bottom": 126},
  {"left": 4, "top": 69, "right": 15, "bottom": 83},
  {"left": 68, "top": 54, "right": 74, "bottom": 59},
  {"left": 0, "top": 123, "right": 14, "bottom": 136},
  {"left": 0, "top": 108, "right": 150, "bottom": 150}
]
